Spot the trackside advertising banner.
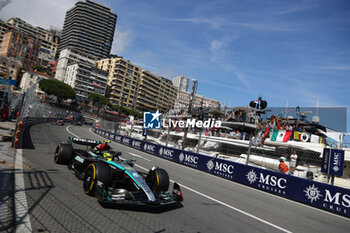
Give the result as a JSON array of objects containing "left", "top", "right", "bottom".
[{"left": 93, "top": 128, "right": 350, "bottom": 218}]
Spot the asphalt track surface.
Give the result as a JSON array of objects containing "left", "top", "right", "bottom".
[{"left": 20, "top": 123, "right": 350, "bottom": 233}]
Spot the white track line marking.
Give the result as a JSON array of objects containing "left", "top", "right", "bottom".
[
  {"left": 132, "top": 163, "right": 292, "bottom": 233},
  {"left": 15, "top": 149, "right": 32, "bottom": 233},
  {"left": 129, "top": 152, "right": 151, "bottom": 161},
  {"left": 66, "top": 125, "right": 80, "bottom": 138}
]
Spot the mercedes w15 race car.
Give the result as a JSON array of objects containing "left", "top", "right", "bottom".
[{"left": 54, "top": 137, "right": 183, "bottom": 206}]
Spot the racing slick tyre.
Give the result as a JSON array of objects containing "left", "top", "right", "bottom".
[
  {"left": 83, "top": 162, "right": 111, "bottom": 196},
  {"left": 146, "top": 167, "right": 169, "bottom": 193},
  {"left": 54, "top": 143, "right": 73, "bottom": 165}
]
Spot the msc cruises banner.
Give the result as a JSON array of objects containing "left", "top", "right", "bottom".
[{"left": 93, "top": 128, "right": 350, "bottom": 218}]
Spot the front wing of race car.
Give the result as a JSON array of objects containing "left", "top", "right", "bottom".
[{"left": 95, "top": 181, "right": 183, "bottom": 206}]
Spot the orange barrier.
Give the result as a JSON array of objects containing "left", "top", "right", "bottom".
[
  {"left": 17, "top": 121, "right": 23, "bottom": 131},
  {"left": 14, "top": 138, "right": 19, "bottom": 148},
  {"left": 13, "top": 121, "right": 24, "bottom": 148}
]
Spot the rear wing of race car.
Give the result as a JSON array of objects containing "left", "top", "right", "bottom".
[{"left": 68, "top": 136, "right": 101, "bottom": 147}]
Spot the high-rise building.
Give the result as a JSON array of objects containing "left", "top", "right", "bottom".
[
  {"left": 6, "top": 17, "right": 60, "bottom": 64},
  {"left": 96, "top": 57, "right": 177, "bottom": 113},
  {"left": 172, "top": 75, "right": 190, "bottom": 92},
  {"left": 0, "top": 30, "right": 41, "bottom": 70},
  {"left": 55, "top": 47, "right": 96, "bottom": 81},
  {"left": 65, "top": 63, "right": 108, "bottom": 102},
  {"left": 174, "top": 90, "right": 220, "bottom": 112},
  {"left": 58, "top": 0, "right": 117, "bottom": 59},
  {"left": 0, "top": 56, "right": 22, "bottom": 89},
  {"left": 0, "top": 19, "right": 10, "bottom": 45},
  {"left": 54, "top": 47, "right": 108, "bottom": 102}
]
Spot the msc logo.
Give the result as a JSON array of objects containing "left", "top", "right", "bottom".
[
  {"left": 179, "top": 153, "right": 198, "bottom": 164},
  {"left": 144, "top": 143, "right": 155, "bottom": 152},
  {"left": 115, "top": 135, "right": 122, "bottom": 143},
  {"left": 143, "top": 110, "right": 161, "bottom": 129},
  {"left": 122, "top": 138, "right": 130, "bottom": 145},
  {"left": 159, "top": 147, "right": 174, "bottom": 157},
  {"left": 132, "top": 140, "right": 141, "bottom": 149},
  {"left": 206, "top": 159, "right": 234, "bottom": 178}
]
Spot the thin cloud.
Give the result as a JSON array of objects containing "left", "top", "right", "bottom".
[
  {"left": 164, "top": 16, "right": 299, "bottom": 32},
  {"left": 112, "top": 29, "right": 134, "bottom": 55},
  {"left": 0, "top": 0, "right": 79, "bottom": 28},
  {"left": 163, "top": 17, "right": 224, "bottom": 29},
  {"left": 319, "top": 64, "right": 350, "bottom": 71}
]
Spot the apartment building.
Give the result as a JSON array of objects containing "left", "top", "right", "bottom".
[
  {"left": 7, "top": 17, "right": 60, "bottom": 63},
  {"left": 55, "top": 47, "right": 96, "bottom": 81},
  {"left": 20, "top": 70, "right": 55, "bottom": 94},
  {"left": 58, "top": 0, "right": 117, "bottom": 59},
  {"left": 65, "top": 63, "right": 108, "bottom": 102},
  {"left": 96, "top": 57, "right": 177, "bottom": 113},
  {"left": 0, "top": 56, "right": 22, "bottom": 81},
  {"left": 175, "top": 90, "right": 220, "bottom": 111},
  {"left": 172, "top": 75, "right": 190, "bottom": 92},
  {"left": 0, "top": 30, "right": 40, "bottom": 70},
  {"left": 0, "top": 19, "right": 10, "bottom": 45}
]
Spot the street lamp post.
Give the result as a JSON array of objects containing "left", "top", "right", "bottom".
[
  {"left": 246, "top": 97, "right": 267, "bottom": 165},
  {"left": 115, "top": 97, "right": 124, "bottom": 134},
  {"left": 182, "top": 79, "right": 197, "bottom": 150}
]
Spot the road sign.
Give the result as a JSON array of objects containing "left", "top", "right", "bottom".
[{"left": 0, "top": 79, "right": 17, "bottom": 85}]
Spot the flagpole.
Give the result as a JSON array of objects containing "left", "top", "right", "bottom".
[{"left": 284, "top": 99, "right": 288, "bottom": 118}]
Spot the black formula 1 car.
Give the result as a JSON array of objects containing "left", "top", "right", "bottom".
[
  {"left": 52, "top": 119, "right": 65, "bottom": 126},
  {"left": 54, "top": 137, "right": 183, "bottom": 206}
]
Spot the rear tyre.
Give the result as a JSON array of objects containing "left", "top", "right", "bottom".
[
  {"left": 54, "top": 144, "right": 73, "bottom": 165},
  {"left": 146, "top": 168, "right": 169, "bottom": 193},
  {"left": 83, "top": 162, "right": 111, "bottom": 196}
]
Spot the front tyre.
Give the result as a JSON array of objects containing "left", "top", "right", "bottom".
[
  {"left": 83, "top": 162, "right": 111, "bottom": 196},
  {"left": 54, "top": 144, "right": 73, "bottom": 165},
  {"left": 146, "top": 167, "right": 169, "bottom": 193}
]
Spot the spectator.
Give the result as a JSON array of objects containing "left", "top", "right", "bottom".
[
  {"left": 268, "top": 119, "right": 276, "bottom": 129},
  {"left": 1, "top": 105, "right": 8, "bottom": 121},
  {"left": 279, "top": 157, "right": 289, "bottom": 174},
  {"left": 290, "top": 151, "right": 298, "bottom": 174}
]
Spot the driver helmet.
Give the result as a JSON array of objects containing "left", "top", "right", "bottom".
[
  {"left": 102, "top": 152, "right": 114, "bottom": 161},
  {"left": 279, "top": 156, "right": 286, "bottom": 162}
]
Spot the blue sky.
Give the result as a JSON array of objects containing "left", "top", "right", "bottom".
[{"left": 1, "top": 0, "right": 350, "bottom": 132}]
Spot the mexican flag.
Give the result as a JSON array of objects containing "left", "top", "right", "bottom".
[{"left": 270, "top": 129, "right": 292, "bottom": 142}]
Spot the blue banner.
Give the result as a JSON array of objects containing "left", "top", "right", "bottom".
[
  {"left": 329, "top": 149, "right": 345, "bottom": 176},
  {"left": 0, "top": 79, "right": 17, "bottom": 85},
  {"left": 93, "top": 128, "right": 350, "bottom": 218},
  {"left": 321, "top": 148, "right": 331, "bottom": 173}
]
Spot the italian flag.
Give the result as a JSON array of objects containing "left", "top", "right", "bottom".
[{"left": 270, "top": 129, "right": 292, "bottom": 142}]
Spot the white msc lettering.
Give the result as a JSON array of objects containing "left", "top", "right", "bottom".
[
  {"left": 333, "top": 152, "right": 340, "bottom": 166},
  {"left": 215, "top": 162, "right": 234, "bottom": 174},
  {"left": 324, "top": 190, "right": 350, "bottom": 208},
  {"left": 133, "top": 141, "right": 141, "bottom": 147},
  {"left": 146, "top": 144, "right": 155, "bottom": 152},
  {"left": 185, "top": 154, "right": 198, "bottom": 164},
  {"left": 163, "top": 149, "right": 174, "bottom": 157},
  {"left": 259, "top": 174, "right": 287, "bottom": 189}
]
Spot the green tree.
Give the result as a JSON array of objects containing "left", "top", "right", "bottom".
[
  {"left": 34, "top": 65, "right": 46, "bottom": 72},
  {"left": 39, "top": 79, "right": 76, "bottom": 103},
  {"left": 88, "top": 93, "right": 108, "bottom": 115}
]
